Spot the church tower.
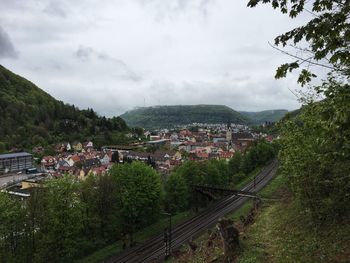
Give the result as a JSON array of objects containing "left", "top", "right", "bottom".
[{"left": 226, "top": 126, "right": 232, "bottom": 142}]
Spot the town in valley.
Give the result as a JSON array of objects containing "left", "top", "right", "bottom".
[{"left": 0, "top": 122, "right": 275, "bottom": 198}]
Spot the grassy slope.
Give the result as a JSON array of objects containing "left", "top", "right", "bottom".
[
  {"left": 239, "top": 175, "right": 350, "bottom": 263},
  {"left": 172, "top": 173, "right": 350, "bottom": 263}
]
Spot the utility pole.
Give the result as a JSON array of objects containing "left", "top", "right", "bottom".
[
  {"left": 163, "top": 228, "right": 169, "bottom": 257},
  {"left": 163, "top": 212, "right": 172, "bottom": 259}
]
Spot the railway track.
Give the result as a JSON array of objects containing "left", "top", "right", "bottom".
[{"left": 105, "top": 160, "right": 279, "bottom": 263}]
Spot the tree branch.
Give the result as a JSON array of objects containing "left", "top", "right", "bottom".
[{"left": 268, "top": 42, "right": 336, "bottom": 71}]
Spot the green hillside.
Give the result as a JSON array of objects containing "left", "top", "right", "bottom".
[
  {"left": 0, "top": 65, "right": 128, "bottom": 152},
  {"left": 120, "top": 105, "right": 249, "bottom": 128},
  {"left": 239, "top": 109, "right": 288, "bottom": 124}
]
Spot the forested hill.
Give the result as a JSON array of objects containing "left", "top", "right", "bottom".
[
  {"left": 120, "top": 105, "right": 249, "bottom": 128},
  {"left": 239, "top": 109, "right": 288, "bottom": 124},
  {"left": 0, "top": 65, "right": 128, "bottom": 152}
]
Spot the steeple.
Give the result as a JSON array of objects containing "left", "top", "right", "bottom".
[{"left": 226, "top": 125, "right": 232, "bottom": 142}]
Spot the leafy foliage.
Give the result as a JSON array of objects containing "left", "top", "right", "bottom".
[
  {"left": 120, "top": 105, "right": 249, "bottom": 128},
  {"left": 109, "top": 162, "right": 163, "bottom": 235},
  {"left": 164, "top": 173, "right": 189, "bottom": 213},
  {"left": 248, "top": 0, "right": 350, "bottom": 222},
  {"left": 165, "top": 140, "right": 277, "bottom": 213},
  {"left": 35, "top": 177, "right": 84, "bottom": 262},
  {"left": 0, "top": 192, "right": 25, "bottom": 262},
  {"left": 0, "top": 65, "right": 129, "bottom": 151},
  {"left": 279, "top": 80, "right": 350, "bottom": 220},
  {"left": 0, "top": 161, "right": 163, "bottom": 262},
  {"left": 247, "top": 0, "right": 350, "bottom": 84}
]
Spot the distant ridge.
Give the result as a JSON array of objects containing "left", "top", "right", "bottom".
[
  {"left": 239, "top": 109, "right": 289, "bottom": 124},
  {"left": 120, "top": 105, "right": 249, "bottom": 128}
]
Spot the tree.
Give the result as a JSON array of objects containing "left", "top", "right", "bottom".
[
  {"left": 94, "top": 174, "right": 120, "bottom": 241},
  {"left": 202, "top": 160, "right": 229, "bottom": 186},
  {"left": 247, "top": 0, "right": 350, "bottom": 85},
  {"left": 240, "top": 153, "right": 254, "bottom": 175},
  {"left": 25, "top": 187, "right": 46, "bottom": 261},
  {"left": 164, "top": 173, "right": 189, "bottom": 213},
  {"left": 79, "top": 174, "right": 120, "bottom": 247},
  {"left": 228, "top": 152, "right": 241, "bottom": 177},
  {"left": 109, "top": 162, "right": 163, "bottom": 241},
  {"left": 132, "top": 127, "right": 144, "bottom": 137},
  {"left": 248, "top": 0, "right": 350, "bottom": 221},
  {"left": 0, "top": 65, "right": 130, "bottom": 151},
  {"left": 35, "top": 176, "right": 85, "bottom": 262},
  {"left": 79, "top": 175, "right": 99, "bottom": 236},
  {"left": 279, "top": 81, "right": 350, "bottom": 220},
  {"left": 0, "top": 142, "right": 6, "bottom": 153},
  {"left": 0, "top": 193, "right": 25, "bottom": 262},
  {"left": 174, "top": 161, "right": 201, "bottom": 186}
]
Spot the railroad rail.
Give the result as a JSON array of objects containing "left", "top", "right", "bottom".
[
  {"left": 192, "top": 184, "right": 258, "bottom": 199},
  {"left": 104, "top": 159, "right": 279, "bottom": 263}
]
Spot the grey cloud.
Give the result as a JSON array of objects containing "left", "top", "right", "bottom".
[
  {"left": 0, "top": 0, "right": 27, "bottom": 10},
  {"left": 141, "top": 77, "right": 299, "bottom": 113},
  {"left": 0, "top": 26, "right": 18, "bottom": 59},
  {"left": 75, "top": 46, "right": 94, "bottom": 61},
  {"left": 75, "top": 46, "right": 142, "bottom": 82},
  {"left": 0, "top": 0, "right": 304, "bottom": 117},
  {"left": 44, "top": 1, "right": 68, "bottom": 18},
  {"left": 52, "top": 85, "right": 128, "bottom": 117},
  {"left": 138, "top": 0, "right": 214, "bottom": 20},
  {"left": 198, "top": 0, "right": 214, "bottom": 16},
  {"left": 223, "top": 72, "right": 251, "bottom": 82}
]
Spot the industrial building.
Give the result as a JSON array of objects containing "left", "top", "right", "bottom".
[{"left": 0, "top": 152, "right": 33, "bottom": 173}]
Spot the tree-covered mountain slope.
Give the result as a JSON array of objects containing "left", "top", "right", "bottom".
[
  {"left": 0, "top": 65, "right": 128, "bottom": 151},
  {"left": 120, "top": 105, "right": 249, "bottom": 128},
  {"left": 239, "top": 109, "right": 289, "bottom": 124}
]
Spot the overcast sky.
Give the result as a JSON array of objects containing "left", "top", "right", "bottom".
[{"left": 0, "top": 0, "right": 310, "bottom": 117}]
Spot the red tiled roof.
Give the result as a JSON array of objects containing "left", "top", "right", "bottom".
[
  {"left": 219, "top": 151, "right": 234, "bottom": 158},
  {"left": 70, "top": 155, "right": 81, "bottom": 162},
  {"left": 196, "top": 152, "right": 209, "bottom": 158}
]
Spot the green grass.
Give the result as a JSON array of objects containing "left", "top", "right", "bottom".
[
  {"left": 239, "top": 174, "right": 350, "bottom": 263},
  {"left": 229, "top": 200, "right": 254, "bottom": 222},
  {"left": 227, "top": 169, "right": 283, "bottom": 223},
  {"left": 258, "top": 170, "right": 285, "bottom": 198},
  {"left": 76, "top": 210, "right": 195, "bottom": 263},
  {"left": 176, "top": 169, "right": 350, "bottom": 262}
]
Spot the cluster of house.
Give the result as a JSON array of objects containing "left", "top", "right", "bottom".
[
  {"left": 141, "top": 123, "right": 275, "bottom": 164},
  {"left": 144, "top": 123, "right": 257, "bottom": 160},
  {"left": 37, "top": 123, "right": 273, "bottom": 177},
  {"left": 40, "top": 141, "right": 183, "bottom": 178},
  {"left": 0, "top": 123, "right": 275, "bottom": 199},
  {"left": 122, "top": 124, "right": 264, "bottom": 172},
  {"left": 40, "top": 141, "right": 111, "bottom": 179}
]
